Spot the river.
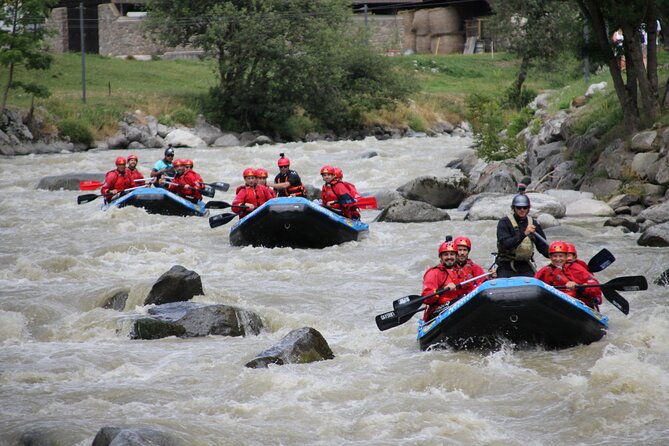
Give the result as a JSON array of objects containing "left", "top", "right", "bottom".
[{"left": 1, "top": 135, "right": 668, "bottom": 445}]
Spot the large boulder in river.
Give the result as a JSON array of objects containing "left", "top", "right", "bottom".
[
  {"left": 465, "top": 193, "right": 565, "bottom": 221},
  {"left": 638, "top": 200, "right": 669, "bottom": 224},
  {"left": 245, "top": 327, "right": 334, "bottom": 369},
  {"left": 163, "top": 128, "right": 207, "bottom": 148},
  {"left": 396, "top": 172, "right": 468, "bottom": 208},
  {"left": 92, "top": 426, "right": 184, "bottom": 446},
  {"left": 37, "top": 172, "right": 105, "bottom": 190},
  {"left": 637, "top": 221, "right": 669, "bottom": 247},
  {"left": 565, "top": 198, "right": 615, "bottom": 217},
  {"left": 130, "top": 302, "right": 263, "bottom": 340},
  {"left": 376, "top": 199, "right": 450, "bottom": 223},
  {"left": 144, "top": 265, "right": 203, "bottom": 305}
]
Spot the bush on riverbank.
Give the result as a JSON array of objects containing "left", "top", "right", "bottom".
[{"left": 1, "top": 51, "right": 667, "bottom": 144}]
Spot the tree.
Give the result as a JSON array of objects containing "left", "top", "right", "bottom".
[
  {"left": 0, "top": 0, "right": 55, "bottom": 114},
  {"left": 144, "top": 0, "right": 414, "bottom": 135},
  {"left": 575, "top": 0, "right": 665, "bottom": 133},
  {"left": 488, "top": 0, "right": 581, "bottom": 105}
]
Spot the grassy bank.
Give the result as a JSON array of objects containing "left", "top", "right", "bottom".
[{"left": 2, "top": 51, "right": 667, "bottom": 140}]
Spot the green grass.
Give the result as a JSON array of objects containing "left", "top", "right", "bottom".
[{"left": 2, "top": 50, "right": 668, "bottom": 139}]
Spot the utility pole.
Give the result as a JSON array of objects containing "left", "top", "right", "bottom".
[{"left": 80, "top": 2, "right": 86, "bottom": 103}]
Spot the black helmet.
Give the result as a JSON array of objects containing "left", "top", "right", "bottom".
[
  {"left": 511, "top": 194, "right": 530, "bottom": 208},
  {"left": 165, "top": 146, "right": 175, "bottom": 157}
]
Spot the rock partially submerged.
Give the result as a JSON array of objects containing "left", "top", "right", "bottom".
[
  {"left": 37, "top": 173, "right": 104, "bottom": 191},
  {"left": 245, "top": 327, "right": 334, "bottom": 368},
  {"left": 144, "top": 265, "right": 203, "bottom": 305},
  {"left": 376, "top": 199, "right": 450, "bottom": 223},
  {"left": 130, "top": 302, "right": 263, "bottom": 340}
]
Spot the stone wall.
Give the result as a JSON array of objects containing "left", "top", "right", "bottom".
[
  {"left": 47, "top": 7, "right": 405, "bottom": 57},
  {"left": 44, "top": 7, "right": 69, "bottom": 53},
  {"left": 98, "top": 3, "right": 166, "bottom": 57},
  {"left": 352, "top": 15, "right": 404, "bottom": 52}
]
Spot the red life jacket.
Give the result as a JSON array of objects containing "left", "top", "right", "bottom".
[
  {"left": 127, "top": 168, "right": 145, "bottom": 186},
  {"left": 422, "top": 264, "right": 466, "bottom": 320},
  {"left": 101, "top": 169, "right": 132, "bottom": 198},
  {"left": 169, "top": 170, "right": 203, "bottom": 201},
  {"left": 327, "top": 179, "right": 360, "bottom": 220},
  {"left": 458, "top": 260, "right": 487, "bottom": 293},
  {"left": 232, "top": 186, "right": 261, "bottom": 218},
  {"left": 535, "top": 263, "right": 602, "bottom": 308}
]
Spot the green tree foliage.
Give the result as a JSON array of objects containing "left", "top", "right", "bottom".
[
  {"left": 144, "top": 0, "right": 415, "bottom": 136},
  {"left": 0, "top": 0, "right": 56, "bottom": 113},
  {"left": 488, "top": 0, "right": 581, "bottom": 100}
]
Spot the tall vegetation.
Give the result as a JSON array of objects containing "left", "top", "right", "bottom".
[
  {"left": 0, "top": 0, "right": 56, "bottom": 114},
  {"left": 575, "top": 0, "right": 668, "bottom": 133},
  {"left": 144, "top": 0, "right": 415, "bottom": 137},
  {"left": 487, "top": 0, "right": 580, "bottom": 107}
]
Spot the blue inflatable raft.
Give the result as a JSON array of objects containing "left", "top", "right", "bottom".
[
  {"left": 229, "top": 197, "right": 369, "bottom": 248},
  {"left": 103, "top": 187, "right": 208, "bottom": 217},
  {"left": 417, "top": 277, "right": 609, "bottom": 350}
]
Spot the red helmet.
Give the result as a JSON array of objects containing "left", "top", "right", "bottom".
[
  {"left": 565, "top": 243, "right": 577, "bottom": 256},
  {"left": 115, "top": 156, "right": 126, "bottom": 165},
  {"left": 320, "top": 165, "right": 335, "bottom": 175},
  {"left": 255, "top": 168, "right": 268, "bottom": 178},
  {"left": 243, "top": 168, "right": 257, "bottom": 178},
  {"left": 333, "top": 167, "right": 343, "bottom": 179},
  {"left": 549, "top": 241, "right": 568, "bottom": 254},
  {"left": 185, "top": 159, "right": 193, "bottom": 167},
  {"left": 438, "top": 242, "right": 457, "bottom": 255},
  {"left": 173, "top": 159, "right": 186, "bottom": 167},
  {"left": 127, "top": 154, "right": 138, "bottom": 161},
  {"left": 454, "top": 236, "right": 472, "bottom": 250},
  {"left": 278, "top": 156, "right": 290, "bottom": 167}
]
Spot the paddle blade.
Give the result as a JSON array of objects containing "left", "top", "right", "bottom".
[
  {"left": 204, "top": 201, "right": 232, "bottom": 210},
  {"left": 210, "top": 182, "right": 230, "bottom": 192},
  {"left": 209, "top": 213, "right": 237, "bottom": 229},
  {"left": 375, "top": 309, "right": 420, "bottom": 331},
  {"left": 79, "top": 180, "right": 102, "bottom": 190},
  {"left": 77, "top": 193, "right": 101, "bottom": 205},
  {"left": 607, "top": 275, "right": 648, "bottom": 291},
  {"left": 602, "top": 288, "right": 630, "bottom": 315},
  {"left": 588, "top": 248, "right": 615, "bottom": 272},
  {"left": 201, "top": 185, "right": 216, "bottom": 198},
  {"left": 393, "top": 294, "right": 421, "bottom": 311},
  {"left": 356, "top": 196, "right": 378, "bottom": 209}
]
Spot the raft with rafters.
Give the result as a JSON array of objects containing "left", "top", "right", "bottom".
[
  {"left": 417, "top": 277, "right": 608, "bottom": 351},
  {"left": 103, "top": 187, "right": 208, "bottom": 217},
  {"left": 229, "top": 197, "right": 369, "bottom": 248}
]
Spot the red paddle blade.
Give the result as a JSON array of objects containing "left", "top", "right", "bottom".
[
  {"left": 80, "top": 180, "right": 103, "bottom": 190},
  {"left": 356, "top": 196, "right": 377, "bottom": 209}
]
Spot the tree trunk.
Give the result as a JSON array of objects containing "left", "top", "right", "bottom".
[
  {"left": 0, "top": 63, "right": 16, "bottom": 115},
  {"left": 576, "top": 0, "right": 639, "bottom": 133},
  {"left": 514, "top": 56, "right": 530, "bottom": 94},
  {"left": 621, "top": 22, "right": 659, "bottom": 124}
]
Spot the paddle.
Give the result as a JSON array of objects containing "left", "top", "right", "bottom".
[
  {"left": 164, "top": 177, "right": 230, "bottom": 192},
  {"left": 393, "top": 271, "right": 493, "bottom": 317},
  {"left": 586, "top": 248, "right": 615, "bottom": 273},
  {"left": 601, "top": 288, "right": 630, "bottom": 315},
  {"left": 554, "top": 275, "right": 647, "bottom": 293},
  {"left": 375, "top": 306, "right": 426, "bottom": 331},
  {"left": 164, "top": 181, "right": 215, "bottom": 198},
  {"left": 204, "top": 200, "right": 232, "bottom": 210},
  {"left": 356, "top": 196, "right": 377, "bottom": 209},
  {"left": 209, "top": 212, "right": 238, "bottom": 228},
  {"left": 77, "top": 184, "right": 149, "bottom": 205},
  {"left": 80, "top": 178, "right": 149, "bottom": 191}
]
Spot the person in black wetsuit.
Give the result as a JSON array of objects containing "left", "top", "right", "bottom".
[{"left": 495, "top": 193, "right": 549, "bottom": 278}]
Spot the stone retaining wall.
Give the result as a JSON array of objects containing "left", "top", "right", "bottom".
[{"left": 46, "top": 5, "right": 406, "bottom": 57}]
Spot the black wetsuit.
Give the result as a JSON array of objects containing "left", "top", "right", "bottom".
[{"left": 496, "top": 214, "right": 549, "bottom": 278}]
